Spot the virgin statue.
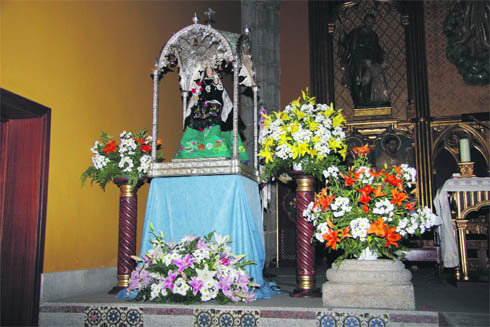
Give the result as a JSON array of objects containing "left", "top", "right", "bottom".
[{"left": 173, "top": 66, "right": 249, "bottom": 161}]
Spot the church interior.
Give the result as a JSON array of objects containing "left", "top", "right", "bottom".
[{"left": 1, "top": 0, "right": 489, "bottom": 326}]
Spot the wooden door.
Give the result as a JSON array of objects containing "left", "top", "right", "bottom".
[{"left": 0, "top": 88, "right": 50, "bottom": 326}]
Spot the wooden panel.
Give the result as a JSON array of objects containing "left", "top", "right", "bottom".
[
  {"left": 1, "top": 88, "right": 50, "bottom": 326},
  {"left": 1, "top": 119, "right": 43, "bottom": 325}
]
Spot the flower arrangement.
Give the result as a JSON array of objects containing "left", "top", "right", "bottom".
[
  {"left": 127, "top": 225, "right": 257, "bottom": 304},
  {"left": 303, "top": 145, "right": 441, "bottom": 264},
  {"left": 258, "top": 89, "right": 348, "bottom": 180},
  {"left": 81, "top": 129, "right": 162, "bottom": 190}
]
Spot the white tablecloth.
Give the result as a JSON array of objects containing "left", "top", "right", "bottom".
[{"left": 433, "top": 177, "right": 490, "bottom": 267}]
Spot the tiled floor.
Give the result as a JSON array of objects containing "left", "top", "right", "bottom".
[{"left": 39, "top": 264, "right": 489, "bottom": 327}]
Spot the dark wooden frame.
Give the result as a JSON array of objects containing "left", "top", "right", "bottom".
[{"left": 1, "top": 88, "right": 51, "bottom": 326}]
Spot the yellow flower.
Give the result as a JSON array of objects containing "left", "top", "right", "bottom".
[
  {"left": 259, "top": 147, "right": 274, "bottom": 163},
  {"left": 339, "top": 144, "right": 347, "bottom": 159},
  {"left": 294, "top": 108, "right": 306, "bottom": 120},
  {"left": 278, "top": 133, "right": 292, "bottom": 145},
  {"left": 323, "top": 105, "right": 335, "bottom": 118},
  {"left": 264, "top": 136, "right": 275, "bottom": 147},
  {"left": 312, "top": 135, "right": 321, "bottom": 144},
  {"left": 290, "top": 121, "right": 300, "bottom": 134},
  {"left": 328, "top": 138, "right": 343, "bottom": 151},
  {"left": 332, "top": 112, "right": 346, "bottom": 127},
  {"left": 291, "top": 144, "right": 300, "bottom": 159},
  {"left": 308, "top": 119, "right": 319, "bottom": 131},
  {"left": 298, "top": 142, "right": 309, "bottom": 156},
  {"left": 263, "top": 114, "right": 272, "bottom": 128},
  {"left": 291, "top": 97, "right": 300, "bottom": 109},
  {"left": 307, "top": 147, "right": 318, "bottom": 157}
]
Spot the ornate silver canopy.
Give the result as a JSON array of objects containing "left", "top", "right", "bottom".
[{"left": 149, "top": 15, "right": 259, "bottom": 181}]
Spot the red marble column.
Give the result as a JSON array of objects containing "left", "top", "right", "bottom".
[
  {"left": 109, "top": 177, "right": 144, "bottom": 294},
  {"left": 289, "top": 171, "right": 321, "bottom": 297}
]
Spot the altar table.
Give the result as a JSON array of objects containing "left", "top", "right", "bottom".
[
  {"left": 433, "top": 177, "right": 490, "bottom": 279},
  {"left": 139, "top": 174, "right": 268, "bottom": 293}
]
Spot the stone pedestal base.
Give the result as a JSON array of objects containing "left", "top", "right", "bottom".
[{"left": 322, "top": 259, "right": 415, "bottom": 310}]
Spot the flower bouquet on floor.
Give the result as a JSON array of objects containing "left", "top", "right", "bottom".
[
  {"left": 81, "top": 129, "right": 163, "bottom": 190},
  {"left": 258, "top": 89, "right": 348, "bottom": 181},
  {"left": 126, "top": 225, "right": 257, "bottom": 304},
  {"left": 303, "top": 145, "right": 442, "bottom": 264}
]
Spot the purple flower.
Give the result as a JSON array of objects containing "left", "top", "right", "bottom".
[
  {"left": 196, "top": 239, "right": 209, "bottom": 249},
  {"left": 127, "top": 269, "right": 152, "bottom": 291},
  {"left": 173, "top": 254, "right": 196, "bottom": 273},
  {"left": 220, "top": 257, "right": 230, "bottom": 266},
  {"left": 189, "top": 277, "right": 203, "bottom": 295},
  {"left": 163, "top": 270, "right": 178, "bottom": 290},
  {"left": 218, "top": 275, "right": 232, "bottom": 295}
]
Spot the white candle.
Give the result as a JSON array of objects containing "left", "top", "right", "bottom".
[{"left": 459, "top": 138, "right": 471, "bottom": 162}]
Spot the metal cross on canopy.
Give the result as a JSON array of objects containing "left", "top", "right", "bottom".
[{"left": 204, "top": 8, "right": 215, "bottom": 26}]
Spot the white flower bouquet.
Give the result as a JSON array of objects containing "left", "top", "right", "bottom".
[
  {"left": 258, "top": 89, "right": 348, "bottom": 180},
  {"left": 126, "top": 225, "right": 257, "bottom": 304},
  {"left": 81, "top": 129, "right": 163, "bottom": 190}
]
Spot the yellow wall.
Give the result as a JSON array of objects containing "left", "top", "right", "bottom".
[{"left": 1, "top": 1, "right": 241, "bottom": 272}]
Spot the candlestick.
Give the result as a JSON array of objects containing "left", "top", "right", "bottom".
[{"left": 459, "top": 138, "right": 471, "bottom": 163}]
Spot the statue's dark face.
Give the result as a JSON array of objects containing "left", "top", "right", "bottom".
[
  {"left": 363, "top": 16, "right": 375, "bottom": 29},
  {"left": 385, "top": 139, "right": 399, "bottom": 154}
]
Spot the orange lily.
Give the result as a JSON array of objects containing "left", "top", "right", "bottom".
[
  {"left": 405, "top": 201, "right": 416, "bottom": 210},
  {"left": 359, "top": 185, "right": 374, "bottom": 196},
  {"left": 355, "top": 169, "right": 365, "bottom": 179},
  {"left": 157, "top": 138, "right": 162, "bottom": 146},
  {"left": 326, "top": 217, "right": 334, "bottom": 229},
  {"left": 353, "top": 145, "right": 370, "bottom": 156},
  {"left": 314, "top": 194, "right": 335, "bottom": 211},
  {"left": 373, "top": 185, "right": 388, "bottom": 197},
  {"left": 341, "top": 226, "right": 352, "bottom": 240},
  {"left": 384, "top": 225, "right": 402, "bottom": 247},
  {"left": 367, "top": 217, "right": 386, "bottom": 237},
  {"left": 323, "top": 230, "right": 340, "bottom": 250},
  {"left": 369, "top": 168, "right": 384, "bottom": 178},
  {"left": 394, "top": 165, "right": 403, "bottom": 176},
  {"left": 344, "top": 175, "right": 356, "bottom": 186},
  {"left": 102, "top": 140, "right": 117, "bottom": 154},
  {"left": 134, "top": 137, "right": 146, "bottom": 144},
  {"left": 384, "top": 173, "right": 403, "bottom": 190},
  {"left": 140, "top": 144, "right": 151, "bottom": 153},
  {"left": 391, "top": 188, "right": 409, "bottom": 206},
  {"left": 358, "top": 193, "right": 372, "bottom": 214}
]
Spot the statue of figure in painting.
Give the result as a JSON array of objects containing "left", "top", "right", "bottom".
[{"left": 339, "top": 14, "right": 391, "bottom": 108}]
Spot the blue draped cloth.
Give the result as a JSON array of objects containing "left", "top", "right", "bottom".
[{"left": 137, "top": 174, "right": 278, "bottom": 299}]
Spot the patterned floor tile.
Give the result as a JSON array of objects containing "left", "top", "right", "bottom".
[
  {"left": 317, "top": 311, "right": 389, "bottom": 327},
  {"left": 194, "top": 308, "right": 260, "bottom": 327},
  {"left": 84, "top": 306, "right": 143, "bottom": 327}
]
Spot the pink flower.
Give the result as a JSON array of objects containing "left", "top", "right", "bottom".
[
  {"left": 189, "top": 277, "right": 203, "bottom": 295},
  {"left": 173, "top": 254, "right": 196, "bottom": 273}
]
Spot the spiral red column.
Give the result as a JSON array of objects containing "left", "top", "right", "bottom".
[
  {"left": 109, "top": 177, "right": 144, "bottom": 294},
  {"left": 289, "top": 172, "right": 321, "bottom": 297}
]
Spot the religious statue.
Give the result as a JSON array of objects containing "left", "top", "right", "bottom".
[
  {"left": 444, "top": 0, "right": 489, "bottom": 86},
  {"left": 339, "top": 14, "right": 391, "bottom": 108},
  {"left": 376, "top": 134, "right": 403, "bottom": 171},
  {"left": 173, "top": 66, "right": 249, "bottom": 161}
]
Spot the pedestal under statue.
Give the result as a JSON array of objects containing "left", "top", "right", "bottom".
[{"left": 322, "top": 259, "right": 415, "bottom": 310}]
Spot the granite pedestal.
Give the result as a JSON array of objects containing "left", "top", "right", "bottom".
[{"left": 322, "top": 259, "right": 415, "bottom": 310}]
